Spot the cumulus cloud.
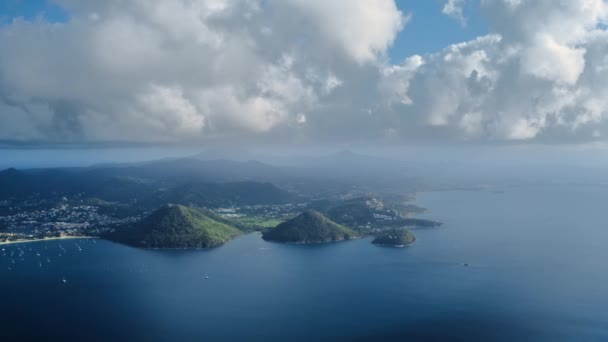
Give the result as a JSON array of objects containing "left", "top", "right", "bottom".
[
  {"left": 0, "top": 0, "right": 405, "bottom": 144},
  {"left": 387, "top": 0, "right": 608, "bottom": 142},
  {"left": 443, "top": 0, "right": 467, "bottom": 26},
  {"left": 1, "top": 0, "right": 608, "bottom": 145},
  {"left": 284, "top": 0, "right": 407, "bottom": 64}
]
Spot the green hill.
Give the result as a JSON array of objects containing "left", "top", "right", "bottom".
[
  {"left": 263, "top": 210, "right": 359, "bottom": 244},
  {"left": 104, "top": 204, "right": 242, "bottom": 248},
  {"left": 372, "top": 228, "right": 416, "bottom": 247}
]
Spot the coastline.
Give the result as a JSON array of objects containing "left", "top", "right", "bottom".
[
  {"left": 0, "top": 236, "right": 97, "bottom": 246},
  {"left": 372, "top": 236, "right": 417, "bottom": 248},
  {"left": 262, "top": 235, "right": 364, "bottom": 245}
]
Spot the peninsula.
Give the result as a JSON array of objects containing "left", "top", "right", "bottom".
[{"left": 371, "top": 228, "right": 416, "bottom": 247}]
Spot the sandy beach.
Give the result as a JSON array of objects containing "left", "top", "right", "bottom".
[{"left": 0, "top": 236, "right": 96, "bottom": 246}]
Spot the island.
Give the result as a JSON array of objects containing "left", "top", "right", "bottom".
[
  {"left": 262, "top": 210, "right": 359, "bottom": 244},
  {"left": 371, "top": 228, "right": 416, "bottom": 247},
  {"left": 103, "top": 204, "right": 242, "bottom": 248}
]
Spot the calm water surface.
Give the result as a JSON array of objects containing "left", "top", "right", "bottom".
[{"left": 1, "top": 184, "right": 607, "bottom": 341}]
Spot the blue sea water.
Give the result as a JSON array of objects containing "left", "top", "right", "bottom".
[{"left": 1, "top": 184, "right": 607, "bottom": 341}]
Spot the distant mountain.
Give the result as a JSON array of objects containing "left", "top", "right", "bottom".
[
  {"left": 271, "top": 150, "right": 406, "bottom": 174},
  {"left": 149, "top": 181, "right": 295, "bottom": 208},
  {"left": 193, "top": 147, "right": 255, "bottom": 161},
  {"left": 0, "top": 167, "right": 85, "bottom": 199},
  {"left": 260, "top": 150, "right": 419, "bottom": 193},
  {"left": 0, "top": 151, "right": 418, "bottom": 203},
  {"left": 81, "top": 158, "right": 286, "bottom": 183},
  {"left": 0, "top": 162, "right": 296, "bottom": 208},
  {"left": 372, "top": 228, "right": 416, "bottom": 247},
  {"left": 104, "top": 204, "right": 242, "bottom": 248},
  {"left": 263, "top": 210, "right": 359, "bottom": 244}
]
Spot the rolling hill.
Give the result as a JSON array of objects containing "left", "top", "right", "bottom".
[{"left": 262, "top": 210, "right": 359, "bottom": 244}]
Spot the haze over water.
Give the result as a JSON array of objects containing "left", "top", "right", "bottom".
[{"left": 1, "top": 184, "right": 606, "bottom": 341}]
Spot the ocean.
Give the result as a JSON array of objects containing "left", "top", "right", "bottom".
[{"left": 1, "top": 184, "right": 607, "bottom": 341}]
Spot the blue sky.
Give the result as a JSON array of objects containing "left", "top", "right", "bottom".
[
  {"left": 0, "top": 0, "right": 68, "bottom": 25},
  {"left": 391, "top": 0, "right": 489, "bottom": 62},
  {"left": 1, "top": 0, "right": 489, "bottom": 63}
]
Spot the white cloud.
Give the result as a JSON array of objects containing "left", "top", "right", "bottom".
[
  {"left": 323, "top": 74, "right": 343, "bottom": 95},
  {"left": 443, "top": 0, "right": 467, "bottom": 26},
  {"left": 1, "top": 0, "right": 608, "bottom": 145},
  {"left": 380, "top": 55, "right": 425, "bottom": 106},
  {"left": 0, "top": 0, "right": 405, "bottom": 143},
  {"left": 136, "top": 85, "right": 205, "bottom": 137},
  {"left": 282, "top": 0, "right": 407, "bottom": 64},
  {"left": 520, "top": 33, "right": 586, "bottom": 85},
  {"left": 388, "top": 0, "right": 608, "bottom": 142},
  {"left": 459, "top": 111, "right": 483, "bottom": 136}
]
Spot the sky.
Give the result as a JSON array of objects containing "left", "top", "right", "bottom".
[{"left": 1, "top": 0, "right": 608, "bottom": 150}]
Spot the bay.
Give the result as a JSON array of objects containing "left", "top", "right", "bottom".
[{"left": 1, "top": 184, "right": 607, "bottom": 341}]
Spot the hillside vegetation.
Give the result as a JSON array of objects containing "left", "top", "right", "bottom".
[
  {"left": 104, "top": 204, "right": 242, "bottom": 248},
  {"left": 263, "top": 210, "right": 359, "bottom": 244},
  {"left": 372, "top": 228, "right": 416, "bottom": 247}
]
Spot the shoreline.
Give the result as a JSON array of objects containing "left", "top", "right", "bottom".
[
  {"left": 372, "top": 236, "right": 417, "bottom": 248},
  {"left": 0, "top": 236, "right": 97, "bottom": 246},
  {"left": 262, "top": 235, "right": 364, "bottom": 245}
]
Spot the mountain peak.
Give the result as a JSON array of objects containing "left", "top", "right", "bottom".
[
  {"left": 105, "top": 204, "right": 242, "bottom": 248},
  {"left": 263, "top": 210, "right": 359, "bottom": 244}
]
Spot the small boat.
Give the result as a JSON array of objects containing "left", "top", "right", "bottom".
[
  {"left": 62, "top": 277, "right": 67, "bottom": 283},
  {"left": 204, "top": 274, "right": 209, "bottom": 279}
]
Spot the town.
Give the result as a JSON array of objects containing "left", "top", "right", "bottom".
[
  {"left": 0, "top": 195, "right": 313, "bottom": 243},
  {"left": 0, "top": 201, "right": 142, "bottom": 243}
]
